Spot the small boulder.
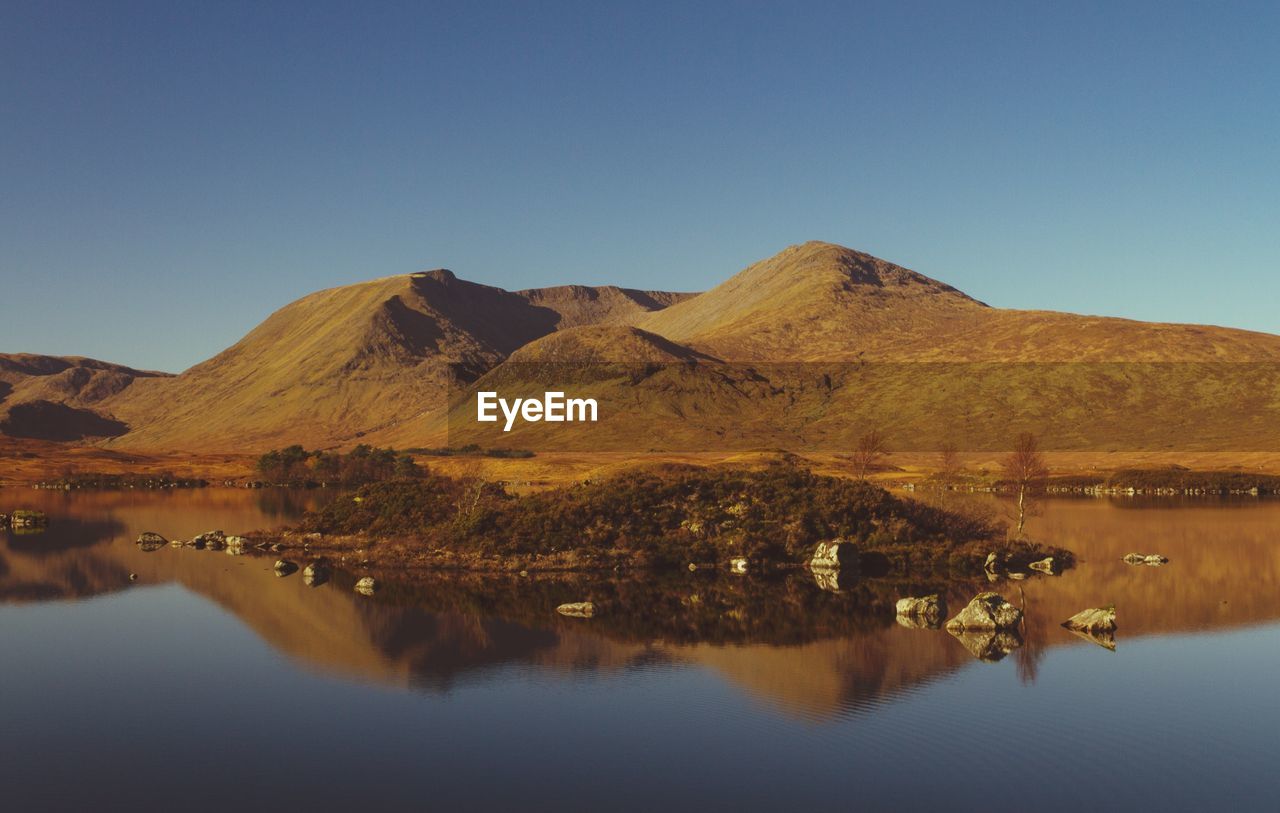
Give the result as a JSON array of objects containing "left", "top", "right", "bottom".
[
  {"left": 729, "top": 557, "right": 749, "bottom": 574},
  {"left": 354, "top": 576, "right": 376, "bottom": 595},
  {"left": 1124, "top": 552, "right": 1168, "bottom": 566},
  {"left": 895, "top": 595, "right": 946, "bottom": 628},
  {"left": 810, "top": 539, "right": 859, "bottom": 570},
  {"left": 273, "top": 560, "right": 298, "bottom": 577},
  {"left": 945, "top": 592, "right": 1023, "bottom": 631},
  {"left": 1029, "top": 557, "right": 1057, "bottom": 574},
  {"left": 557, "top": 602, "right": 595, "bottom": 618},
  {"left": 1063, "top": 607, "right": 1117, "bottom": 634},
  {"left": 136, "top": 532, "right": 168, "bottom": 552},
  {"left": 10, "top": 509, "right": 48, "bottom": 528},
  {"left": 224, "top": 536, "right": 246, "bottom": 555},
  {"left": 302, "top": 563, "right": 329, "bottom": 587}
]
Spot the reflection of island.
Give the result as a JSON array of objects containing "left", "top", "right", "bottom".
[{"left": 4, "top": 492, "right": 1280, "bottom": 720}]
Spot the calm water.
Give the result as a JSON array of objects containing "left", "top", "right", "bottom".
[{"left": 2, "top": 489, "right": 1279, "bottom": 811}]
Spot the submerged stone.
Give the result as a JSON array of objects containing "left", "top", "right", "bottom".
[{"left": 354, "top": 576, "right": 376, "bottom": 595}]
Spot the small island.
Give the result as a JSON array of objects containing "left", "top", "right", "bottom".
[{"left": 251, "top": 460, "right": 1072, "bottom": 576}]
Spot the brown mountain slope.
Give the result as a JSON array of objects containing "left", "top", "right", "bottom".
[
  {"left": 9, "top": 241, "right": 1280, "bottom": 453},
  {"left": 639, "top": 241, "right": 1280, "bottom": 361},
  {"left": 0, "top": 354, "right": 168, "bottom": 441},
  {"left": 94, "top": 270, "right": 693, "bottom": 450}
]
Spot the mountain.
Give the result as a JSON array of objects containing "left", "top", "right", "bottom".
[
  {"left": 638, "top": 241, "right": 1280, "bottom": 361},
  {"left": 85, "top": 270, "right": 695, "bottom": 450},
  {"left": 0, "top": 354, "right": 168, "bottom": 441},
  {"left": 6, "top": 241, "right": 1280, "bottom": 452}
]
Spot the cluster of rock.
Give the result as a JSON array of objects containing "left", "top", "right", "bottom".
[
  {"left": 983, "top": 550, "right": 1060, "bottom": 580},
  {"left": 3, "top": 509, "right": 48, "bottom": 529},
  {"left": 893, "top": 591, "right": 1119, "bottom": 658},
  {"left": 131, "top": 530, "right": 377, "bottom": 596},
  {"left": 1046, "top": 484, "right": 1268, "bottom": 497},
  {"left": 1123, "top": 552, "right": 1169, "bottom": 566},
  {"left": 135, "top": 529, "right": 251, "bottom": 554}
]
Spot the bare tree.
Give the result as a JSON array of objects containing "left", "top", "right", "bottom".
[
  {"left": 1001, "top": 432, "right": 1049, "bottom": 537},
  {"left": 851, "top": 429, "right": 890, "bottom": 480},
  {"left": 453, "top": 459, "right": 491, "bottom": 531},
  {"left": 931, "top": 441, "right": 962, "bottom": 507},
  {"left": 938, "top": 441, "right": 962, "bottom": 488}
]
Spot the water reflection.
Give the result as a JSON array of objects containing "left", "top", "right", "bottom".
[{"left": 3, "top": 490, "right": 1280, "bottom": 721}]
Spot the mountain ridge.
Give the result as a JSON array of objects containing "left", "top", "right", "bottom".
[{"left": 4, "top": 241, "right": 1280, "bottom": 451}]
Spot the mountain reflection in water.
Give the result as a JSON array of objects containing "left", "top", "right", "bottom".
[{"left": 3, "top": 489, "right": 1279, "bottom": 720}]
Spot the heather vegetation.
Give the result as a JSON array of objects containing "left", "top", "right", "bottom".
[
  {"left": 255, "top": 444, "right": 421, "bottom": 486},
  {"left": 293, "top": 461, "right": 1054, "bottom": 573}
]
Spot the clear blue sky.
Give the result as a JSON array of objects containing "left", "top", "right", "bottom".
[{"left": 3, "top": 1, "right": 1277, "bottom": 372}]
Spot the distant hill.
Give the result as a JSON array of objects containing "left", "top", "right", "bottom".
[
  {"left": 0, "top": 354, "right": 168, "bottom": 441},
  {"left": 639, "top": 241, "right": 1280, "bottom": 362},
  {"left": 69, "top": 270, "right": 695, "bottom": 450},
  {"left": 6, "top": 241, "right": 1280, "bottom": 452}
]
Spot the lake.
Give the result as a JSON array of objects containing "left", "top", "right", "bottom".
[{"left": 2, "top": 488, "right": 1279, "bottom": 811}]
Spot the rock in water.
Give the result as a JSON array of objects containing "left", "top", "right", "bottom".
[
  {"left": 949, "top": 628, "right": 1024, "bottom": 662},
  {"left": 1123, "top": 552, "right": 1169, "bottom": 566},
  {"left": 273, "top": 560, "right": 298, "bottom": 577},
  {"left": 302, "top": 563, "right": 329, "bottom": 587},
  {"left": 224, "top": 536, "right": 246, "bottom": 555},
  {"left": 354, "top": 577, "right": 376, "bottom": 595},
  {"left": 729, "top": 557, "right": 749, "bottom": 574},
  {"left": 1063, "top": 607, "right": 1117, "bottom": 633},
  {"left": 557, "top": 602, "right": 595, "bottom": 618},
  {"left": 810, "top": 539, "right": 859, "bottom": 570},
  {"left": 810, "top": 568, "right": 844, "bottom": 593},
  {"left": 895, "top": 595, "right": 946, "bottom": 628},
  {"left": 192, "top": 530, "right": 225, "bottom": 549},
  {"left": 945, "top": 592, "right": 1023, "bottom": 631},
  {"left": 9, "top": 510, "right": 48, "bottom": 528},
  {"left": 1029, "top": 557, "right": 1057, "bottom": 574},
  {"left": 136, "top": 532, "right": 168, "bottom": 552},
  {"left": 1065, "top": 626, "right": 1118, "bottom": 651}
]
